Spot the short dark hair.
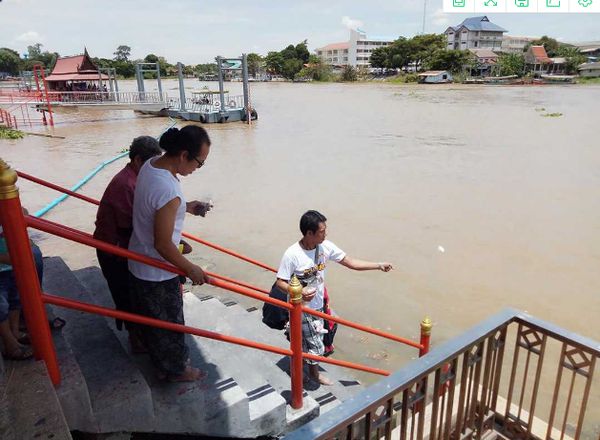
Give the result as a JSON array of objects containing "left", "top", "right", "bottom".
[
  {"left": 159, "top": 125, "right": 211, "bottom": 159},
  {"left": 129, "top": 136, "right": 161, "bottom": 162},
  {"left": 300, "top": 210, "right": 327, "bottom": 236}
]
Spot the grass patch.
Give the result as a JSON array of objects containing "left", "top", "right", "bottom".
[
  {"left": 541, "top": 112, "right": 563, "bottom": 118},
  {"left": 576, "top": 77, "right": 600, "bottom": 84},
  {"left": 0, "top": 126, "right": 25, "bottom": 140},
  {"left": 386, "top": 74, "right": 420, "bottom": 84},
  {"left": 535, "top": 107, "right": 546, "bottom": 112}
]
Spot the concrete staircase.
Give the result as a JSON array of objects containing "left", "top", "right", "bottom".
[
  {"left": 39, "top": 256, "right": 363, "bottom": 438},
  {"left": 0, "top": 359, "right": 72, "bottom": 440}
]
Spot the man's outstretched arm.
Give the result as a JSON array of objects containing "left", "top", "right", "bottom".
[{"left": 339, "top": 256, "right": 393, "bottom": 272}]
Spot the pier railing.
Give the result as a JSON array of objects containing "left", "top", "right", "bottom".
[
  {"left": 168, "top": 94, "right": 246, "bottom": 112},
  {"left": 0, "top": 162, "right": 428, "bottom": 411},
  {"left": 44, "top": 91, "right": 168, "bottom": 105},
  {"left": 283, "top": 308, "right": 599, "bottom": 440}
]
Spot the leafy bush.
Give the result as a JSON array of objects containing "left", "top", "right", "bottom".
[{"left": 0, "top": 127, "right": 25, "bottom": 140}]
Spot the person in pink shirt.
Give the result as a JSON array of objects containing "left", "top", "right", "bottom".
[{"left": 94, "top": 136, "right": 162, "bottom": 351}]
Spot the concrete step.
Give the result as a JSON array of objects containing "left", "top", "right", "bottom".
[
  {"left": 3, "top": 359, "right": 72, "bottom": 440},
  {"left": 190, "top": 287, "right": 364, "bottom": 414},
  {"left": 72, "top": 265, "right": 279, "bottom": 437},
  {"left": 43, "top": 256, "right": 154, "bottom": 433},
  {"left": 72, "top": 263, "right": 363, "bottom": 436}
]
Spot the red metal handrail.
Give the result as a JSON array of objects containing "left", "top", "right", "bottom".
[
  {"left": 30, "top": 215, "right": 270, "bottom": 295},
  {"left": 17, "top": 170, "right": 278, "bottom": 273},
  {"left": 18, "top": 171, "right": 425, "bottom": 348},
  {"left": 29, "top": 214, "right": 424, "bottom": 350},
  {"left": 41, "top": 292, "right": 390, "bottom": 377},
  {"left": 27, "top": 215, "right": 287, "bottom": 310}
]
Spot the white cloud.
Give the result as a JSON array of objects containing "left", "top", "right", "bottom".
[
  {"left": 341, "top": 16, "right": 364, "bottom": 30},
  {"left": 14, "top": 31, "right": 44, "bottom": 44}
]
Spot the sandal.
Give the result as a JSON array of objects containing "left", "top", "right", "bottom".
[{"left": 4, "top": 345, "right": 33, "bottom": 360}]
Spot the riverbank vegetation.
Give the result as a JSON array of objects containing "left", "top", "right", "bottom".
[
  {"left": 0, "top": 34, "right": 592, "bottom": 83},
  {"left": 0, "top": 126, "right": 25, "bottom": 140}
]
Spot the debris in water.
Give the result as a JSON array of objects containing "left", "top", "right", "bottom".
[
  {"left": 438, "top": 245, "right": 445, "bottom": 253},
  {"left": 541, "top": 112, "right": 563, "bottom": 118}
]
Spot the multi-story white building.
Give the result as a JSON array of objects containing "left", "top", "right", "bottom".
[
  {"left": 315, "top": 42, "right": 350, "bottom": 66},
  {"left": 316, "top": 29, "right": 395, "bottom": 68},
  {"left": 445, "top": 16, "right": 507, "bottom": 51}
]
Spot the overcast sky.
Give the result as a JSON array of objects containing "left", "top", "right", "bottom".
[{"left": 1, "top": 0, "right": 599, "bottom": 64}]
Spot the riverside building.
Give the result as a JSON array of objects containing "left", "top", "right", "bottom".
[
  {"left": 316, "top": 28, "right": 395, "bottom": 68},
  {"left": 444, "top": 16, "right": 507, "bottom": 51}
]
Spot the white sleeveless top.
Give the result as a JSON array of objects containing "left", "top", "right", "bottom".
[{"left": 128, "top": 157, "right": 186, "bottom": 281}]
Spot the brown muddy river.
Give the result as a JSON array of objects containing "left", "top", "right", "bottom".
[{"left": 1, "top": 79, "right": 599, "bottom": 429}]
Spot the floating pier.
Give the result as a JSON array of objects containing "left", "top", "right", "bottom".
[{"left": 140, "top": 55, "right": 258, "bottom": 124}]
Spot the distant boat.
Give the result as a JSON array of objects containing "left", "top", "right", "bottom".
[
  {"left": 464, "top": 75, "right": 522, "bottom": 85},
  {"left": 539, "top": 74, "right": 576, "bottom": 84},
  {"left": 418, "top": 71, "right": 453, "bottom": 84}
]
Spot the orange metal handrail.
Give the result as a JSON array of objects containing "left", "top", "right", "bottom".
[
  {"left": 18, "top": 171, "right": 425, "bottom": 347},
  {"left": 17, "top": 171, "right": 101, "bottom": 206},
  {"left": 16, "top": 170, "right": 278, "bottom": 273},
  {"left": 182, "top": 231, "right": 277, "bottom": 272},
  {"left": 30, "top": 215, "right": 271, "bottom": 296},
  {"left": 30, "top": 214, "right": 424, "bottom": 350},
  {"left": 26, "top": 215, "right": 288, "bottom": 310},
  {"left": 42, "top": 292, "right": 390, "bottom": 377}
]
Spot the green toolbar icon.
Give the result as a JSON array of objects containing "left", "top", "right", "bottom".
[
  {"left": 515, "top": 0, "right": 529, "bottom": 6},
  {"left": 546, "top": 0, "right": 561, "bottom": 6},
  {"left": 453, "top": 0, "right": 466, "bottom": 6},
  {"left": 578, "top": 0, "right": 592, "bottom": 7},
  {"left": 484, "top": 0, "right": 498, "bottom": 5}
]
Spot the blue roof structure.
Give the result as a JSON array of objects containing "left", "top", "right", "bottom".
[{"left": 452, "top": 16, "right": 507, "bottom": 32}]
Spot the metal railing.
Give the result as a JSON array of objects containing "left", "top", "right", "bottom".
[
  {"left": 168, "top": 94, "right": 246, "bottom": 113},
  {"left": 0, "top": 163, "right": 429, "bottom": 410},
  {"left": 283, "top": 308, "right": 599, "bottom": 440},
  {"left": 43, "top": 91, "right": 168, "bottom": 105}
]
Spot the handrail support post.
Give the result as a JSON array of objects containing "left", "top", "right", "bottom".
[
  {"left": 289, "top": 276, "right": 304, "bottom": 409},
  {"left": 419, "top": 316, "right": 432, "bottom": 357},
  {"left": 0, "top": 159, "right": 60, "bottom": 384}
]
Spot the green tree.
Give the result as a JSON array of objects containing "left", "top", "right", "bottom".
[
  {"left": 496, "top": 53, "right": 525, "bottom": 76},
  {"left": 144, "top": 54, "right": 159, "bottom": 64},
  {"left": 280, "top": 44, "right": 297, "bottom": 61},
  {"left": 281, "top": 58, "right": 303, "bottom": 80},
  {"left": 27, "top": 43, "right": 43, "bottom": 60},
  {"left": 114, "top": 45, "right": 131, "bottom": 62},
  {"left": 387, "top": 37, "right": 411, "bottom": 69},
  {"left": 408, "top": 34, "right": 446, "bottom": 71},
  {"left": 426, "top": 49, "right": 471, "bottom": 73},
  {"left": 0, "top": 48, "right": 22, "bottom": 75},
  {"left": 529, "top": 36, "right": 560, "bottom": 57},
  {"left": 555, "top": 46, "right": 587, "bottom": 74},
  {"left": 265, "top": 51, "right": 284, "bottom": 74},
  {"left": 114, "top": 60, "right": 135, "bottom": 77},
  {"left": 247, "top": 53, "right": 263, "bottom": 77},
  {"left": 370, "top": 47, "right": 390, "bottom": 69},
  {"left": 297, "top": 57, "right": 332, "bottom": 81},
  {"left": 294, "top": 41, "right": 310, "bottom": 63}
]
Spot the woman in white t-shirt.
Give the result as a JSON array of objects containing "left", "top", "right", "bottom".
[{"left": 128, "top": 125, "right": 212, "bottom": 382}]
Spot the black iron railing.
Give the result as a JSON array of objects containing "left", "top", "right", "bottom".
[{"left": 284, "top": 308, "right": 599, "bottom": 440}]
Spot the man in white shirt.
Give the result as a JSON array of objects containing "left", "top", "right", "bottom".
[{"left": 276, "top": 210, "right": 393, "bottom": 385}]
